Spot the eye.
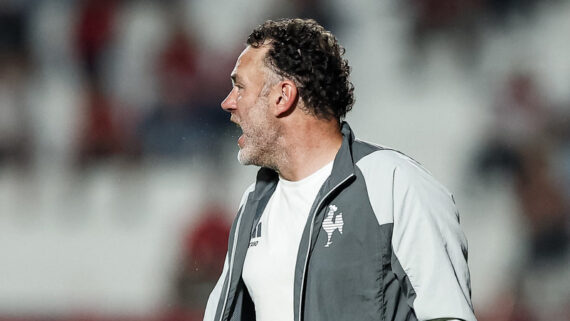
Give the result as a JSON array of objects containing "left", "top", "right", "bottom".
[{"left": 235, "top": 84, "right": 244, "bottom": 93}]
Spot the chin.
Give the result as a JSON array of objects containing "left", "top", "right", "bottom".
[
  {"left": 238, "top": 148, "right": 267, "bottom": 167},
  {"left": 237, "top": 149, "right": 253, "bottom": 166}
]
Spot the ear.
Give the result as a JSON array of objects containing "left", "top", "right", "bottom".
[{"left": 273, "top": 80, "right": 298, "bottom": 117}]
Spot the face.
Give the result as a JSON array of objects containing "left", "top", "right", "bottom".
[{"left": 221, "top": 46, "right": 282, "bottom": 168}]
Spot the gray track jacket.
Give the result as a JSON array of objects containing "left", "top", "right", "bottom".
[{"left": 204, "top": 122, "right": 476, "bottom": 321}]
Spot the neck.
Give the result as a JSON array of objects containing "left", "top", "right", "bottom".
[{"left": 275, "top": 118, "right": 342, "bottom": 181}]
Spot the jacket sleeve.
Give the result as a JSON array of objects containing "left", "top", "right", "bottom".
[
  {"left": 390, "top": 162, "right": 476, "bottom": 321},
  {"left": 203, "top": 183, "right": 256, "bottom": 321},
  {"left": 203, "top": 254, "right": 229, "bottom": 321}
]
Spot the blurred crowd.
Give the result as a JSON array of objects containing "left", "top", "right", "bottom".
[
  {"left": 405, "top": 0, "right": 551, "bottom": 66},
  {"left": 473, "top": 71, "right": 570, "bottom": 320},
  {"left": 0, "top": 0, "right": 234, "bottom": 169},
  {"left": 0, "top": 0, "right": 569, "bottom": 320}
]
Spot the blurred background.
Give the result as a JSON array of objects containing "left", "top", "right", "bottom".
[{"left": 0, "top": 0, "right": 569, "bottom": 320}]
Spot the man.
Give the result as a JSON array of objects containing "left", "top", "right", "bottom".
[{"left": 204, "top": 18, "right": 476, "bottom": 321}]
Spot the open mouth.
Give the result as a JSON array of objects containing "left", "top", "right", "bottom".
[{"left": 232, "top": 121, "right": 244, "bottom": 148}]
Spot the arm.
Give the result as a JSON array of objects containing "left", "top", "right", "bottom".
[
  {"left": 203, "top": 183, "right": 256, "bottom": 321},
  {"left": 203, "top": 255, "right": 229, "bottom": 321},
  {"left": 391, "top": 163, "right": 476, "bottom": 321}
]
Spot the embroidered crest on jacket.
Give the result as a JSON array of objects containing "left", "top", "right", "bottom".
[{"left": 322, "top": 205, "right": 343, "bottom": 247}]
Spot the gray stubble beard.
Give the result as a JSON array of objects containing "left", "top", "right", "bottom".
[
  {"left": 237, "top": 126, "right": 283, "bottom": 172},
  {"left": 236, "top": 112, "right": 286, "bottom": 173}
]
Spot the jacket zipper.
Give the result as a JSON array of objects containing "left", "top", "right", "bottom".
[
  {"left": 218, "top": 206, "right": 245, "bottom": 321},
  {"left": 297, "top": 174, "right": 355, "bottom": 321}
]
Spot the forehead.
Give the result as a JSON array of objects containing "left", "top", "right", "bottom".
[{"left": 231, "top": 45, "right": 269, "bottom": 80}]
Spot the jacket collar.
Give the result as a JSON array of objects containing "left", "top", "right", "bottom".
[
  {"left": 328, "top": 121, "right": 357, "bottom": 188},
  {"left": 252, "top": 121, "right": 357, "bottom": 199},
  {"left": 251, "top": 167, "right": 279, "bottom": 200}
]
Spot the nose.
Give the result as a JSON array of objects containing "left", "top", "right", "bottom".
[{"left": 221, "top": 87, "right": 237, "bottom": 112}]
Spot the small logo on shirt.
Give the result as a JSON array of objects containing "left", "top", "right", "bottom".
[
  {"left": 322, "top": 205, "right": 343, "bottom": 247},
  {"left": 249, "top": 221, "right": 262, "bottom": 247}
]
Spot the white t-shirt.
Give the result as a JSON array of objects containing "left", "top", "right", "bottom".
[{"left": 242, "top": 161, "right": 334, "bottom": 321}]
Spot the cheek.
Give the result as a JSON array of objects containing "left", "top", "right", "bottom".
[{"left": 238, "top": 96, "right": 257, "bottom": 118}]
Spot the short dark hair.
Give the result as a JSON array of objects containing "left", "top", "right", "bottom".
[{"left": 247, "top": 18, "right": 355, "bottom": 121}]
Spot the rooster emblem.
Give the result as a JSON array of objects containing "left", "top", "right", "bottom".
[{"left": 322, "top": 205, "right": 343, "bottom": 247}]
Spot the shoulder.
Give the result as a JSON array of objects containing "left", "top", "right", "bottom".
[
  {"left": 227, "top": 182, "right": 257, "bottom": 234},
  {"left": 238, "top": 182, "right": 256, "bottom": 209},
  {"left": 354, "top": 139, "right": 423, "bottom": 175},
  {"left": 354, "top": 140, "right": 451, "bottom": 197},
  {"left": 354, "top": 140, "right": 421, "bottom": 185},
  {"left": 353, "top": 140, "right": 455, "bottom": 225}
]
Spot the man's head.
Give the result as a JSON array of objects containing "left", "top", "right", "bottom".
[
  {"left": 221, "top": 18, "right": 354, "bottom": 169},
  {"left": 247, "top": 18, "right": 354, "bottom": 120}
]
